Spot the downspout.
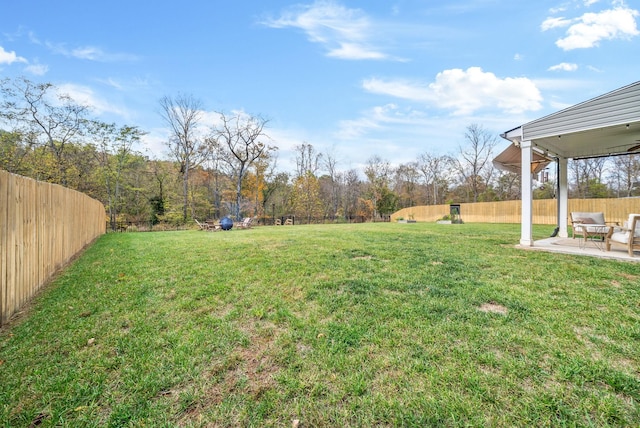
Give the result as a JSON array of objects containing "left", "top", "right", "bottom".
[{"left": 549, "top": 157, "right": 560, "bottom": 237}]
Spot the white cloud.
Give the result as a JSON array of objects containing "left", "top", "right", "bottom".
[
  {"left": 327, "top": 42, "right": 387, "bottom": 60},
  {"left": 541, "top": 16, "right": 573, "bottom": 31},
  {"left": 542, "top": 5, "right": 639, "bottom": 50},
  {"left": 0, "top": 46, "right": 27, "bottom": 65},
  {"left": 333, "top": 103, "right": 527, "bottom": 163},
  {"left": 336, "top": 104, "right": 406, "bottom": 139},
  {"left": 549, "top": 6, "right": 568, "bottom": 14},
  {"left": 262, "top": 0, "right": 390, "bottom": 60},
  {"left": 363, "top": 67, "right": 543, "bottom": 115},
  {"left": 24, "top": 63, "right": 49, "bottom": 76},
  {"left": 56, "top": 83, "right": 128, "bottom": 117},
  {"left": 548, "top": 62, "right": 578, "bottom": 71},
  {"left": 71, "top": 46, "right": 106, "bottom": 60},
  {"left": 46, "top": 42, "right": 138, "bottom": 62}
]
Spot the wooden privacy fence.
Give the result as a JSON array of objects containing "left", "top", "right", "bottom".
[
  {"left": 392, "top": 198, "right": 640, "bottom": 226},
  {"left": 1, "top": 170, "right": 106, "bottom": 326}
]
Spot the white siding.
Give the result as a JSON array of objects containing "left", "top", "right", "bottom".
[{"left": 523, "top": 81, "right": 640, "bottom": 140}]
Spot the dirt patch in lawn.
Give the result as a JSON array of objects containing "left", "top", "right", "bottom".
[{"left": 478, "top": 302, "right": 508, "bottom": 315}]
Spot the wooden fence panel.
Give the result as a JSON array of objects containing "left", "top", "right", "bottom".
[
  {"left": 392, "top": 198, "right": 640, "bottom": 226},
  {"left": 1, "top": 170, "right": 105, "bottom": 326}
]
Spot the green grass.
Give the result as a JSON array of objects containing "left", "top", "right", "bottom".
[{"left": 1, "top": 223, "right": 639, "bottom": 427}]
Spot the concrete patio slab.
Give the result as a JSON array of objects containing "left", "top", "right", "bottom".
[{"left": 518, "top": 237, "right": 639, "bottom": 262}]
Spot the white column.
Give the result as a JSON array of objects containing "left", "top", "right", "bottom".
[
  {"left": 520, "top": 140, "right": 534, "bottom": 246},
  {"left": 558, "top": 157, "right": 569, "bottom": 238}
]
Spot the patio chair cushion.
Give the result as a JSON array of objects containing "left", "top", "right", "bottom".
[
  {"left": 571, "top": 212, "right": 605, "bottom": 225},
  {"left": 623, "top": 213, "right": 640, "bottom": 237},
  {"left": 571, "top": 212, "right": 608, "bottom": 235},
  {"left": 610, "top": 230, "right": 632, "bottom": 244}
]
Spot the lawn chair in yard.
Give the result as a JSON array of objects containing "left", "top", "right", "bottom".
[
  {"left": 194, "top": 219, "right": 211, "bottom": 231},
  {"left": 237, "top": 217, "right": 254, "bottom": 229},
  {"left": 606, "top": 214, "right": 640, "bottom": 257}
]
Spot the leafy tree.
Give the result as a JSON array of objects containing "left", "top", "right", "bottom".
[
  {"left": 376, "top": 185, "right": 398, "bottom": 215},
  {"left": 393, "top": 162, "right": 421, "bottom": 208},
  {"left": 494, "top": 170, "right": 521, "bottom": 200},
  {"left": 364, "top": 155, "right": 394, "bottom": 219},
  {"left": 290, "top": 171, "right": 323, "bottom": 222},
  {"left": 88, "top": 121, "right": 144, "bottom": 230},
  {"left": 1, "top": 77, "right": 89, "bottom": 186},
  {"left": 0, "top": 130, "right": 31, "bottom": 175}
]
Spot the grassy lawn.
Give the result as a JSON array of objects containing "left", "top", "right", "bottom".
[{"left": 1, "top": 223, "right": 639, "bottom": 427}]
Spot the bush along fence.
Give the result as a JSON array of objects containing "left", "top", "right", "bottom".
[
  {"left": 391, "top": 198, "right": 640, "bottom": 227},
  {"left": 0, "top": 170, "right": 106, "bottom": 326}
]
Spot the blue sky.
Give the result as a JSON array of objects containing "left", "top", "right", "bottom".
[{"left": 1, "top": 0, "right": 639, "bottom": 172}]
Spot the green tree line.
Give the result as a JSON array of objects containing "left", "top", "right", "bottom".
[{"left": 2, "top": 77, "right": 639, "bottom": 230}]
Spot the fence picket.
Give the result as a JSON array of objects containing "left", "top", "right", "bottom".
[
  {"left": 392, "top": 199, "right": 640, "bottom": 226},
  {"left": 0, "top": 171, "right": 105, "bottom": 326}
]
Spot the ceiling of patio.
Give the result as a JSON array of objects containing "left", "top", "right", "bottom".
[{"left": 529, "top": 122, "right": 640, "bottom": 159}]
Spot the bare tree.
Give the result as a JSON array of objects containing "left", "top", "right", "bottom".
[
  {"left": 0, "top": 77, "right": 88, "bottom": 185},
  {"left": 159, "top": 94, "right": 208, "bottom": 222},
  {"left": 212, "top": 112, "right": 272, "bottom": 220},
  {"left": 291, "top": 142, "right": 323, "bottom": 222},
  {"left": 203, "top": 137, "right": 229, "bottom": 219},
  {"left": 453, "top": 124, "right": 498, "bottom": 202},
  {"left": 609, "top": 154, "right": 640, "bottom": 197},
  {"left": 417, "top": 152, "right": 453, "bottom": 205},
  {"left": 569, "top": 157, "right": 608, "bottom": 198},
  {"left": 393, "top": 162, "right": 421, "bottom": 208},
  {"left": 494, "top": 170, "right": 521, "bottom": 200},
  {"left": 294, "top": 142, "right": 322, "bottom": 178},
  {"left": 341, "top": 169, "right": 361, "bottom": 219},
  {"left": 322, "top": 149, "right": 341, "bottom": 218}
]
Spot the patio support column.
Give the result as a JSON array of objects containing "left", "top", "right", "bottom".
[
  {"left": 520, "top": 140, "right": 534, "bottom": 246},
  {"left": 558, "top": 157, "right": 569, "bottom": 238}
]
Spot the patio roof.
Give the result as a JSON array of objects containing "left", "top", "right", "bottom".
[
  {"left": 498, "top": 80, "right": 640, "bottom": 252},
  {"left": 501, "top": 81, "right": 640, "bottom": 159}
]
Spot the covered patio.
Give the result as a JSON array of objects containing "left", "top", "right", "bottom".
[{"left": 498, "top": 80, "right": 640, "bottom": 260}]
